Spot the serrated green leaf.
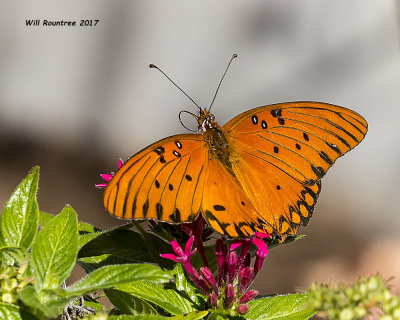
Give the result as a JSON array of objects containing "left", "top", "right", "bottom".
[
  {"left": 38, "top": 211, "right": 54, "bottom": 227},
  {"left": 78, "top": 220, "right": 102, "bottom": 234},
  {"left": 106, "top": 289, "right": 158, "bottom": 315},
  {"left": 170, "top": 264, "right": 205, "bottom": 308},
  {"left": 19, "top": 286, "right": 70, "bottom": 318},
  {"left": 0, "top": 247, "right": 28, "bottom": 266},
  {"left": 108, "top": 312, "right": 209, "bottom": 320},
  {"left": 78, "top": 254, "right": 142, "bottom": 274},
  {"left": 245, "top": 293, "right": 315, "bottom": 320},
  {"left": 66, "top": 264, "right": 171, "bottom": 297},
  {"left": 117, "top": 281, "right": 196, "bottom": 315},
  {"left": 30, "top": 205, "right": 78, "bottom": 290},
  {"left": 0, "top": 166, "right": 39, "bottom": 249},
  {"left": 0, "top": 302, "right": 22, "bottom": 320},
  {"left": 108, "top": 316, "right": 164, "bottom": 320},
  {"left": 78, "top": 231, "right": 103, "bottom": 250}
]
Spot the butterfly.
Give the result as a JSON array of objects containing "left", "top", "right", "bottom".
[{"left": 100, "top": 58, "right": 367, "bottom": 240}]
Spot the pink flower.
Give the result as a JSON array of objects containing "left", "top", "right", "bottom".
[
  {"left": 160, "top": 236, "right": 197, "bottom": 264},
  {"left": 95, "top": 158, "right": 123, "bottom": 188}
]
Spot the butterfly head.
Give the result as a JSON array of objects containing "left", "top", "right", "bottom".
[{"left": 198, "top": 109, "right": 217, "bottom": 132}]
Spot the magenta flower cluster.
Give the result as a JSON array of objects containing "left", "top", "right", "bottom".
[{"left": 161, "top": 220, "right": 269, "bottom": 315}]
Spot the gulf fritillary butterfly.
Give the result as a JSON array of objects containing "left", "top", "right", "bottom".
[{"left": 101, "top": 58, "right": 367, "bottom": 240}]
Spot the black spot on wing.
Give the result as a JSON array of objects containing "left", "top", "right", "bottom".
[
  {"left": 172, "top": 150, "right": 181, "bottom": 157},
  {"left": 311, "top": 164, "right": 325, "bottom": 179},
  {"left": 261, "top": 120, "right": 268, "bottom": 129},
  {"left": 155, "top": 180, "right": 160, "bottom": 189},
  {"left": 303, "top": 132, "right": 310, "bottom": 141},
  {"left": 168, "top": 183, "right": 174, "bottom": 191},
  {"left": 185, "top": 174, "right": 192, "bottom": 181},
  {"left": 326, "top": 142, "right": 342, "bottom": 155},
  {"left": 271, "top": 109, "right": 282, "bottom": 117},
  {"left": 278, "top": 118, "right": 285, "bottom": 125},
  {"left": 274, "top": 146, "right": 279, "bottom": 153},
  {"left": 169, "top": 208, "right": 181, "bottom": 222},
  {"left": 159, "top": 155, "right": 166, "bottom": 163},
  {"left": 156, "top": 203, "right": 163, "bottom": 220},
  {"left": 234, "top": 224, "right": 246, "bottom": 238},
  {"left": 252, "top": 115, "right": 258, "bottom": 124},
  {"left": 175, "top": 141, "right": 182, "bottom": 149},
  {"left": 319, "top": 151, "right": 333, "bottom": 165},
  {"left": 213, "top": 205, "right": 226, "bottom": 211},
  {"left": 205, "top": 210, "right": 230, "bottom": 235},
  {"left": 143, "top": 199, "right": 149, "bottom": 218},
  {"left": 154, "top": 147, "right": 165, "bottom": 155},
  {"left": 295, "top": 143, "right": 301, "bottom": 150}
]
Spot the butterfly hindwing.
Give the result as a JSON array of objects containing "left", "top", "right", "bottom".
[
  {"left": 104, "top": 134, "right": 208, "bottom": 223},
  {"left": 201, "top": 158, "right": 264, "bottom": 238}
]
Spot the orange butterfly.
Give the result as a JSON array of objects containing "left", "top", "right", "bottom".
[{"left": 101, "top": 57, "right": 367, "bottom": 240}]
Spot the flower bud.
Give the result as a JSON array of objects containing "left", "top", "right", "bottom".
[
  {"left": 200, "top": 267, "right": 218, "bottom": 295},
  {"left": 208, "top": 293, "right": 218, "bottom": 309},
  {"left": 239, "top": 289, "right": 259, "bottom": 303},
  {"left": 224, "top": 283, "right": 236, "bottom": 309},
  {"left": 227, "top": 251, "right": 238, "bottom": 284},
  {"left": 236, "top": 304, "right": 250, "bottom": 315},
  {"left": 238, "top": 266, "right": 255, "bottom": 294}
]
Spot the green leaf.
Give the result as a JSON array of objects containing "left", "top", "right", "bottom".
[
  {"left": 117, "top": 281, "right": 197, "bottom": 315},
  {"left": 78, "top": 229, "right": 152, "bottom": 262},
  {"left": 66, "top": 264, "right": 172, "bottom": 297},
  {"left": 19, "top": 286, "right": 70, "bottom": 318},
  {"left": 30, "top": 205, "right": 78, "bottom": 290},
  {"left": 78, "top": 220, "right": 101, "bottom": 234},
  {"left": 106, "top": 289, "right": 158, "bottom": 315},
  {"left": 0, "top": 166, "right": 39, "bottom": 249},
  {"left": 78, "top": 231, "right": 103, "bottom": 250},
  {"left": 170, "top": 264, "right": 205, "bottom": 308},
  {"left": 38, "top": 210, "right": 54, "bottom": 227},
  {"left": 133, "top": 221, "right": 174, "bottom": 268},
  {"left": 245, "top": 293, "right": 315, "bottom": 320},
  {"left": 0, "top": 302, "right": 22, "bottom": 320},
  {"left": 0, "top": 247, "right": 28, "bottom": 266},
  {"left": 108, "top": 312, "right": 208, "bottom": 320},
  {"left": 268, "top": 235, "right": 306, "bottom": 250}
]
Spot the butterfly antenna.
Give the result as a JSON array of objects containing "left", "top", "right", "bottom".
[
  {"left": 209, "top": 53, "right": 237, "bottom": 112},
  {"left": 149, "top": 64, "right": 201, "bottom": 112}
]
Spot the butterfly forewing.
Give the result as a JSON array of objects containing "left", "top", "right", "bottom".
[
  {"left": 225, "top": 102, "right": 367, "bottom": 184},
  {"left": 104, "top": 134, "right": 208, "bottom": 223},
  {"left": 223, "top": 102, "right": 367, "bottom": 238}
]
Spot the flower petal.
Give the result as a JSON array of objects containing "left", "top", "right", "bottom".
[
  {"left": 251, "top": 238, "right": 268, "bottom": 256},
  {"left": 118, "top": 158, "right": 124, "bottom": 169},
  {"left": 185, "top": 235, "right": 194, "bottom": 255},
  {"left": 100, "top": 173, "right": 114, "bottom": 182},
  {"left": 160, "top": 253, "right": 179, "bottom": 263},
  {"left": 254, "top": 231, "right": 270, "bottom": 239}
]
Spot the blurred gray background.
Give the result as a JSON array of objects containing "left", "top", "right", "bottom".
[{"left": 0, "top": 0, "right": 399, "bottom": 294}]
